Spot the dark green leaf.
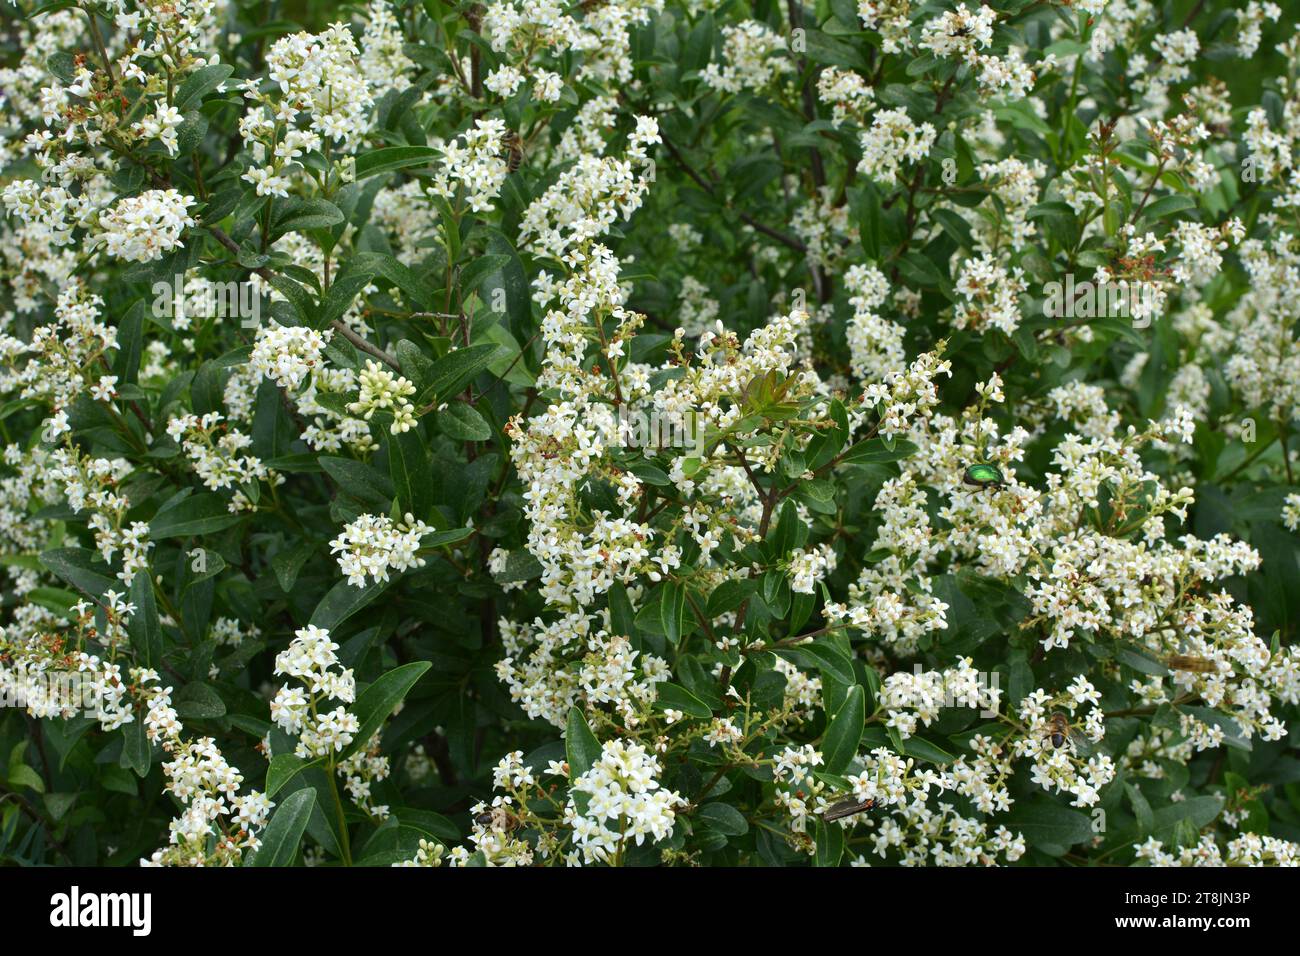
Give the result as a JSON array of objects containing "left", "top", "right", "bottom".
[{"left": 248, "top": 789, "right": 316, "bottom": 866}]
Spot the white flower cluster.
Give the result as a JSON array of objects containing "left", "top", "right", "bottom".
[
  {"left": 496, "top": 611, "right": 671, "bottom": 728},
  {"left": 435, "top": 118, "right": 512, "bottom": 214},
  {"left": 880, "top": 658, "right": 1003, "bottom": 739},
  {"left": 95, "top": 190, "right": 196, "bottom": 263},
  {"left": 817, "top": 67, "right": 875, "bottom": 124},
  {"left": 1234, "top": 2, "right": 1283, "bottom": 58},
  {"left": 566, "top": 739, "right": 684, "bottom": 864},
  {"left": 919, "top": 3, "right": 996, "bottom": 58},
  {"left": 393, "top": 838, "right": 447, "bottom": 867},
  {"left": 337, "top": 732, "right": 392, "bottom": 821},
  {"left": 787, "top": 543, "right": 837, "bottom": 594},
  {"left": 518, "top": 119, "right": 659, "bottom": 260},
  {"left": 845, "top": 262, "right": 906, "bottom": 383},
  {"left": 347, "top": 359, "right": 418, "bottom": 434},
  {"left": 359, "top": 2, "right": 416, "bottom": 91},
  {"left": 211, "top": 616, "right": 262, "bottom": 649},
  {"left": 835, "top": 746, "right": 1028, "bottom": 865},
  {"left": 329, "top": 512, "right": 435, "bottom": 587},
  {"left": 166, "top": 412, "right": 284, "bottom": 512},
  {"left": 1013, "top": 685, "right": 1116, "bottom": 808},
  {"left": 1283, "top": 493, "right": 1300, "bottom": 532},
  {"left": 448, "top": 752, "right": 541, "bottom": 866},
  {"left": 46, "top": 446, "right": 151, "bottom": 585},
  {"left": 265, "top": 24, "right": 375, "bottom": 145},
  {"left": 701, "top": 21, "right": 792, "bottom": 94},
  {"left": 858, "top": 0, "right": 917, "bottom": 54},
  {"left": 772, "top": 744, "right": 826, "bottom": 831},
  {"left": 0, "top": 605, "right": 134, "bottom": 726},
  {"left": 953, "top": 254, "right": 1027, "bottom": 335},
  {"left": 970, "top": 158, "right": 1047, "bottom": 254},
  {"left": 857, "top": 108, "right": 937, "bottom": 186},
  {"left": 250, "top": 324, "right": 332, "bottom": 391},
  {"left": 134, "top": 104, "right": 185, "bottom": 157},
  {"left": 1137, "top": 833, "right": 1300, "bottom": 867},
  {"left": 270, "top": 625, "right": 360, "bottom": 758},
  {"left": 792, "top": 186, "right": 857, "bottom": 269},
  {"left": 137, "top": 670, "right": 273, "bottom": 866}
]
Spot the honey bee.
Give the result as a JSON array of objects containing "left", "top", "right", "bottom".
[
  {"left": 1045, "top": 711, "right": 1090, "bottom": 755},
  {"left": 822, "top": 796, "right": 877, "bottom": 823},
  {"left": 474, "top": 806, "right": 521, "bottom": 831},
  {"left": 1165, "top": 654, "right": 1217, "bottom": 673},
  {"left": 500, "top": 130, "right": 526, "bottom": 173}
]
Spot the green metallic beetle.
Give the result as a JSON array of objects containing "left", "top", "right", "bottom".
[{"left": 963, "top": 463, "right": 1005, "bottom": 488}]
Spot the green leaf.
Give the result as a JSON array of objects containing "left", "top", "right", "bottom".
[
  {"left": 660, "top": 580, "right": 688, "bottom": 645},
  {"left": 338, "top": 662, "right": 432, "bottom": 761},
  {"left": 427, "top": 526, "right": 475, "bottom": 548},
  {"left": 1126, "top": 782, "right": 1154, "bottom": 836},
  {"left": 46, "top": 50, "right": 76, "bottom": 82},
  {"left": 491, "top": 549, "right": 542, "bottom": 584},
  {"left": 479, "top": 228, "right": 531, "bottom": 336},
  {"left": 565, "top": 706, "right": 601, "bottom": 778},
  {"left": 128, "top": 570, "right": 162, "bottom": 668},
  {"left": 264, "top": 272, "right": 315, "bottom": 324},
  {"left": 39, "top": 548, "right": 115, "bottom": 599},
  {"left": 150, "top": 493, "right": 244, "bottom": 538},
  {"left": 814, "top": 817, "right": 845, "bottom": 867},
  {"left": 840, "top": 438, "right": 919, "bottom": 465},
  {"left": 309, "top": 578, "right": 390, "bottom": 631},
  {"left": 174, "top": 63, "right": 234, "bottom": 112},
  {"left": 316, "top": 272, "right": 373, "bottom": 328},
  {"left": 437, "top": 402, "right": 492, "bottom": 441},
  {"left": 1150, "top": 795, "right": 1223, "bottom": 839},
  {"left": 1004, "top": 797, "right": 1093, "bottom": 851},
  {"left": 899, "top": 736, "right": 955, "bottom": 765},
  {"left": 396, "top": 339, "right": 433, "bottom": 390},
  {"left": 706, "top": 578, "right": 756, "bottom": 618},
  {"left": 822, "top": 685, "right": 864, "bottom": 774},
  {"left": 273, "top": 197, "right": 345, "bottom": 235},
  {"left": 1138, "top": 194, "right": 1196, "bottom": 222},
  {"left": 349, "top": 252, "right": 431, "bottom": 307},
  {"left": 174, "top": 682, "right": 227, "bottom": 719},
  {"left": 609, "top": 582, "right": 637, "bottom": 636},
  {"left": 770, "top": 499, "right": 800, "bottom": 557},
  {"left": 120, "top": 720, "right": 150, "bottom": 777},
  {"left": 654, "top": 682, "right": 713, "bottom": 719},
  {"left": 681, "top": 12, "right": 715, "bottom": 73},
  {"left": 112, "top": 300, "right": 146, "bottom": 385},
  {"left": 1115, "top": 648, "right": 1169, "bottom": 677},
  {"left": 272, "top": 541, "right": 316, "bottom": 593},
  {"left": 353, "top": 145, "right": 440, "bottom": 180},
  {"left": 248, "top": 788, "right": 316, "bottom": 867},
  {"left": 388, "top": 428, "right": 434, "bottom": 519},
  {"left": 777, "top": 640, "right": 855, "bottom": 686},
  {"left": 6, "top": 763, "right": 44, "bottom": 793},
  {"left": 458, "top": 254, "right": 511, "bottom": 299},
  {"left": 43, "top": 792, "right": 77, "bottom": 821},
  {"left": 697, "top": 802, "right": 748, "bottom": 836},
  {"left": 265, "top": 753, "right": 324, "bottom": 799},
  {"left": 417, "top": 344, "right": 497, "bottom": 406},
  {"left": 319, "top": 455, "right": 395, "bottom": 510},
  {"left": 394, "top": 807, "right": 460, "bottom": 844}
]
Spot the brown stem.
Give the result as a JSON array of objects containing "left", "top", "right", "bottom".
[
  {"left": 659, "top": 137, "right": 808, "bottom": 254},
  {"left": 205, "top": 224, "right": 400, "bottom": 369}
]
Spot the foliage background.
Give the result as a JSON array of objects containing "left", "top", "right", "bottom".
[{"left": 0, "top": 0, "right": 1298, "bottom": 866}]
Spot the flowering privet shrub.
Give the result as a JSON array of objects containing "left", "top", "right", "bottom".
[{"left": 0, "top": 0, "right": 1298, "bottom": 868}]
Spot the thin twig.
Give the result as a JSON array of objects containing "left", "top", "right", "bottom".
[{"left": 205, "top": 224, "right": 401, "bottom": 369}]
